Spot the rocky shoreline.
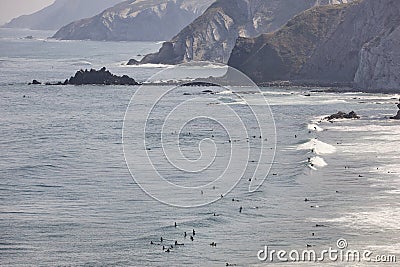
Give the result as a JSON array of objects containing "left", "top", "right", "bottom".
[{"left": 26, "top": 66, "right": 398, "bottom": 95}]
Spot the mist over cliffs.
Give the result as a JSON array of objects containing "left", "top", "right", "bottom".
[
  {"left": 2, "top": 0, "right": 123, "bottom": 30},
  {"left": 228, "top": 0, "right": 400, "bottom": 91},
  {"left": 52, "top": 0, "right": 215, "bottom": 41},
  {"left": 135, "top": 0, "right": 351, "bottom": 65}
]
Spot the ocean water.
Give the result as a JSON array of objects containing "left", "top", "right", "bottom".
[{"left": 1, "top": 29, "right": 399, "bottom": 266}]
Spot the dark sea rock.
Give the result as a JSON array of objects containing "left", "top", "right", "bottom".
[
  {"left": 28, "top": 79, "right": 41, "bottom": 85},
  {"left": 180, "top": 82, "right": 219, "bottom": 87},
  {"left": 135, "top": 42, "right": 179, "bottom": 65},
  {"left": 66, "top": 67, "right": 138, "bottom": 85},
  {"left": 390, "top": 103, "right": 400, "bottom": 119},
  {"left": 127, "top": 59, "right": 140, "bottom": 65},
  {"left": 325, "top": 111, "right": 360, "bottom": 121},
  {"left": 390, "top": 111, "right": 400, "bottom": 120}
]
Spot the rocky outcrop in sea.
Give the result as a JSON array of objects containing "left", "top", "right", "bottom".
[
  {"left": 390, "top": 103, "right": 400, "bottom": 120},
  {"left": 325, "top": 111, "right": 360, "bottom": 121},
  {"left": 29, "top": 68, "right": 138, "bottom": 86},
  {"left": 66, "top": 67, "right": 138, "bottom": 85}
]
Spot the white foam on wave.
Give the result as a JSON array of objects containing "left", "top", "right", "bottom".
[
  {"left": 319, "top": 206, "right": 400, "bottom": 232},
  {"left": 343, "top": 92, "right": 362, "bottom": 95},
  {"left": 71, "top": 61, "right": 92, "bottom": 66},
  {"left": 225, "top": 100, "right": 247, "bottom": 105},
  {"left": 216, "top": 90, "right": 233, "bottom": 95},
  {"left": 297, "top": 139, "right": 336, "bottom": 155},
  {"left": 203, "top": 63, "right": 228, "bottom": 69},
  {"left": 311, "top": 115, "right": 327, "bottom": 124},
  {"left": 327, "top": 124, "right": 400, "bottom": 134},
  {"left": 307, "top": 124, "right": 323, "bottom": 132},
  {"left": 262, "top": 91, "right": 295, "bottom": 96},
  {"left": 122, "top": 63, "right": 174, "bottom": 68},
  {"left": 353, "top": 94, "right": 400, "bottom": 101},
  {"left": 141, "top": 78, "right": 194, "bottom": 84},
  {"left": 267, "top": 98, "right": 346, "bottom": 106},
  {"left": 320, "top": 99, "right": 347, "bottom": 104},
  {"left": 330, "top": 124, "right": 400, "bottom": 155},
  {"left": 310, "top": 156, "right": 328, "bottom": 168},
  {"left": 384, "top": 189, "right": 400, "bottom": 195}
]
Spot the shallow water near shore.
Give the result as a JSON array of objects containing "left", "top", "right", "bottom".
[{"left": 1, "top": 29, "right": 399, "bottom": 266}]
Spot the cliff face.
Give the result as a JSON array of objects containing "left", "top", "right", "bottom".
[
  {"left": 228, "top": 0, "right": 400, "bottom": 90},
  {"left": 354, "top": 25, "right": 400, "bottom": 92},
  {"left": 52, "top": 0, "right": 215, "bottom": 41},
  {"left": 136, "top": 0, "right": 351, "bottom": 65},
  {"left": 2, "top": 0, "right": 122, "bottom": 31}
]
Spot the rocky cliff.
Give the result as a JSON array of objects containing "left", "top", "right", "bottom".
[
  {"left": 135, "top": 0, "right": 351, "bottom": 65},
  {"left": 228, "top": 0, "right": 400, "bottom": 91},
  {"left": 354, "top": 25, "right": 400, "bottom": 92},
  {"left": 2, "top": 0, "right": 122, "bottom": 31},
  {"left": 52, "top": 0, "right": 215, "bottom": 41}
]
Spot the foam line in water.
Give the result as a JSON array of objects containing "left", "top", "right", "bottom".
[
  {"left": 71, "top": 61, "right": 92, "bottom": 66},
  {"left": 310, "top": 115, "right": 327, "bottom": 124},
  {"left": 297, "top": 139, "right": 336, "bottom": 155},
  {"left": 203, "top": 64, "right": 228, "bottom": 69},
  {"left": 216, "top": 90, "right": 233, "bottom": 95}
]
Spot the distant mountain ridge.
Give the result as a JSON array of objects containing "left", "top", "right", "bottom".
[
  {"left": 228, "top": 0, "right": 400, "bottom": 91},
  {"left": 134, "top": 0, "right": 351, "bottom": 65},
  {"left": 2, "top": 0, "right": 123, "bottom": 30},
  {"left": 52, "top": 0, "right": 215, "bottom": 41}
]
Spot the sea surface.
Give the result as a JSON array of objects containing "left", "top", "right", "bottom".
[{"left": 1, "top": 29, "right": 399, "bottom": 266}]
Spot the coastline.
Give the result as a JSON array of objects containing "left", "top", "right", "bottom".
[
  {"left": 22, "top": 78, "right": 399, "bottom": 95},
  {"left": 258, "top": 80, "right": 400, "bottom": 94},
  {"left": 140, "top": 80, "right": 399, "bottom": 95}
]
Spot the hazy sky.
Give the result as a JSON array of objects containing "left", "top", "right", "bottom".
[{"left": 0, "top": 0, "right": 55, "bottom": 24}]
